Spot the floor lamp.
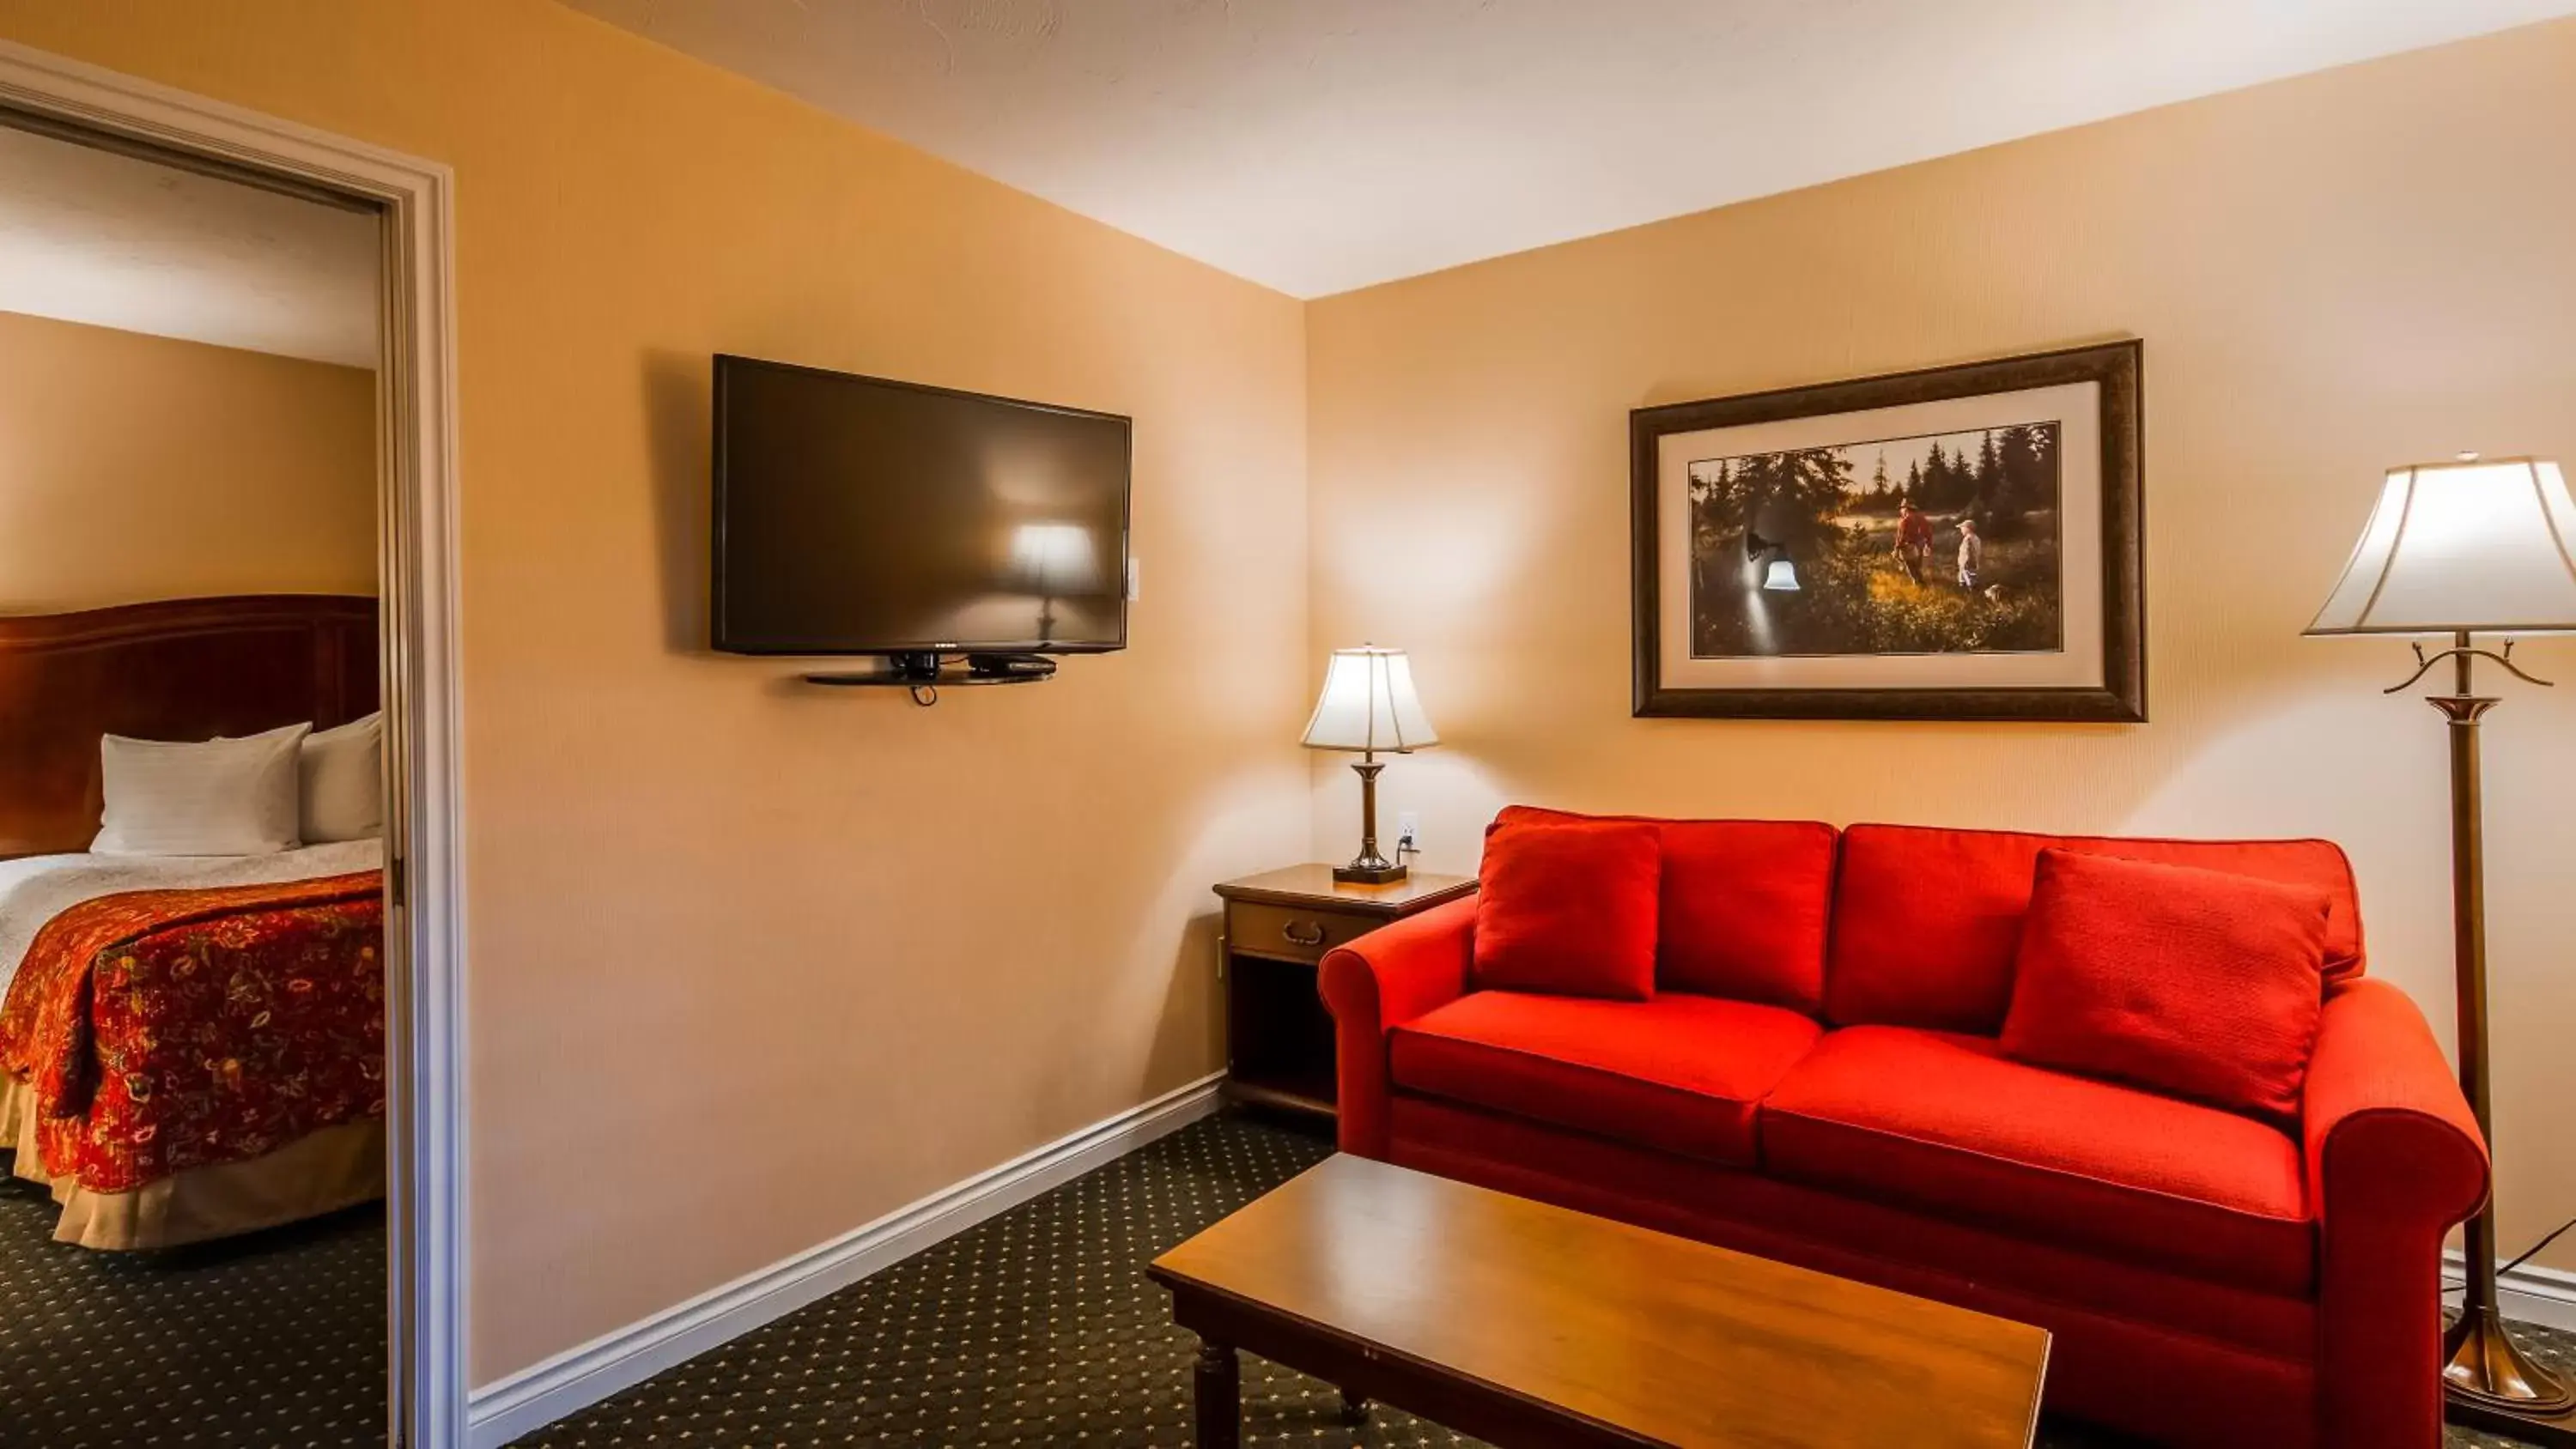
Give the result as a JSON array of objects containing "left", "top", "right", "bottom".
[{"left": 2307, "top": 453, "right": 2576, "bottom": 1443}]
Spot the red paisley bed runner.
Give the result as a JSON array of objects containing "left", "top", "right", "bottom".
[{"left": 0, "top": 872, "right": 385, "bottom": 1192}]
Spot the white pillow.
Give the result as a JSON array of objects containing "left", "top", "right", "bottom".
[
  {"left": 94, "top": 722, "right": 310, "bottom": 857},
  {"left": 300, "top": 712, "right": 385, "bottom": 844}
]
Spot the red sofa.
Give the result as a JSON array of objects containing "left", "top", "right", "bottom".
[{"left": 1320, "top": 809, "right": 2488, "bottom": 1449}]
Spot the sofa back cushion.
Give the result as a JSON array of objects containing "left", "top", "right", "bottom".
[
  {"left": 1492, "top": 805, "right": 1837, "bottom": 1012},
  {"left": 1826, "top": 823, "right": 2365, "bottom": 1034}
]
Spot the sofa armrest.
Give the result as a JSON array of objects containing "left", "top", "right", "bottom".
[
  {"left": 2304, "top": 978, "right": 2488, "bottom": 1225},
  {"left": 1318, "top": 895, "right": 1477, "bottom": 1159},
  {"left": 2303, "top": 977, "right": 2488, "bottom": 1449}
]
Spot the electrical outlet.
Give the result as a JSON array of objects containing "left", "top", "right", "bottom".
[{"left": 1397, "top": 810, "right": 1421, "bottom": 853}]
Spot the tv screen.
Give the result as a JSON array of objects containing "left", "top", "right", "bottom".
[{"left": 712, "top": 355, "right": 1131, "bottom": 656}]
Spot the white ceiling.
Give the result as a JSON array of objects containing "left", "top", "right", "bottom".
[
  {"left": 566, "top": 0, "right": 2576, "bottom": 298},
  {"left": 0, "top": 123, "right": 380, "bottom": 367}
]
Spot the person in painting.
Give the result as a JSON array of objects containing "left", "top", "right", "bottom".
[
  {"left": 1956, "top": 515, "right": 1985, "bottom": 592},
  {"left": 1894, "top": 500, "right": 1934, "bottom": 584}
]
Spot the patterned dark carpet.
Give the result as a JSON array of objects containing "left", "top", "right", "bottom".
[
  {"left": 521, "top": 1112, "right": 2576, "bottom": 1448},
  {"left": 0, "top": 1151, "right": 386, "bottom": 1446}
]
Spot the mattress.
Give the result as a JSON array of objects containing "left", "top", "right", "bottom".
[{"left": 0, "top": 837, "right": 384, "bottom": 1000}]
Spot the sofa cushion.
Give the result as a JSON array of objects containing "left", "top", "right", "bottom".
[
  {"left": 1826, "top": 823, "right": 2365, "bottom": 1034},
  {"left": 1492, "top": 805, "right": 1837, "bottom": 1011},
  {"left": 2002, "top": 849, "right": 2330, "bottom": 1124},
  {"left": 1390, "top": 990, "right": 1823, "bottom": 1167},
  {"left": 1472, "top": 816, "right": 1662, "bottom": 999},
  {"left": 1762, "top": 1025, "right": 2313, "bottom": 1294}
]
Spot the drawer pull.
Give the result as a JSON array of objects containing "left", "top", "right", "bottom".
[{"left": 1281, "top": 919, "right": 1327, "bottom": 948}]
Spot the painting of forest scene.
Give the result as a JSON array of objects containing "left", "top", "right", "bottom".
[{"left": 1686, "top": 421, "right": 2063, "bottom": 658}]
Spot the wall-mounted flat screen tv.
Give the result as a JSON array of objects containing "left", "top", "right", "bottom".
[{"left": 712, "top": 355, "right": 1132, "bottom": 656}]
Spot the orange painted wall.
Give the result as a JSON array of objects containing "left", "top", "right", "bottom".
[
  {"left": 0, "top": 309, "right": 377, "bottom": 611},
  {"left": 0, "top": 0, "right": 1309, "bottom": 1381},
  {"left": 1307, "top": 21, "right": 2576, "bottom": 1268}
]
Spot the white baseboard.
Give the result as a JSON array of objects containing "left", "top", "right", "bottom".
[
  {"left": 2445, "top": 1250, "right": 2576, "bottom": 1333},
  {"left": 464, "top": 1070, "right": 1228, "bottom": 1449}
]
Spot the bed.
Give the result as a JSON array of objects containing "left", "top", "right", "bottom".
[{"left": 0, "top": 594, "right": 386, "bottom": 1250}]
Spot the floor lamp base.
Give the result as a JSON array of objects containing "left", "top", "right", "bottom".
[
  {"left": 2447, "top": 1394, "right": 2576, "bottom": 1446},
  {"left": 2445, "top": 1310, "right": 2576, "bottom": 1445}
]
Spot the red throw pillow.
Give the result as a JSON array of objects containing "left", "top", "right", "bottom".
[
  {"left": 1472, "top": 818, "right": 1662, "bottom": 1000},
  {"left": 2000, "top": 848, "right": 2330, "bottom": 1123}
]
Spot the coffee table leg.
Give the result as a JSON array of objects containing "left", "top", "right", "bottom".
[
  {"left": 1338, "top": 1386, "right": 1370, "bottom": 1424},
  {"left": 1193, "top": 1338, "right": 1240, "bottom": 1449}
]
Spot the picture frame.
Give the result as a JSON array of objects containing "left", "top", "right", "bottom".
[{"left": 1630, "top": 340, "right": 2145, "bottom": 722}]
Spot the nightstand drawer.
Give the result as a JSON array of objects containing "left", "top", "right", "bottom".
[{"left": 1228, "top": 901, "right": 1376, "bottom": 964}]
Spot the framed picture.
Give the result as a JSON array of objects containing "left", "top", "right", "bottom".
[{"left": 1631, "top": 340, "right": 2144, "bottom": 721}]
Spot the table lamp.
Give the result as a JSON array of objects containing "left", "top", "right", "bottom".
[
  {"left": 1007, "top": 521, "right": 1103, "bottom": 645},
  {"left": 2306, "top": 453, "right": 2576, "bottom": 1441},
  {"left": 1303, "top": 646, "right": 1438, "bottom": 884}
]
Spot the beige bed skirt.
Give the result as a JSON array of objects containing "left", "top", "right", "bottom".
[{"left": 0, "top": 1072, "right": 384, "bottom": 1251}]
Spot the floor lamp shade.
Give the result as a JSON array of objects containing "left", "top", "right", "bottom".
[
  {"left": 2307, "top": 458, "right": 2576, "bottom": 635},
  {"left": 1303, "top": 647, "right": 1437, "bottom": 884}
]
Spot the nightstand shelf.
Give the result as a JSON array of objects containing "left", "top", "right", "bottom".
[{"left": 1212, "top": 865, "right": 1477, "bottom": 1125}]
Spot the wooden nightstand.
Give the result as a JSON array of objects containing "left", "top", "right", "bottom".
[{"left": 1212, "top": 864, "right": 1478, "bottom": 1124}]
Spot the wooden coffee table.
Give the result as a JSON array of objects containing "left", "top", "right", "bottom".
[{"left": 1148, "top": 1155, "right": 2048, "bottom": 1448}]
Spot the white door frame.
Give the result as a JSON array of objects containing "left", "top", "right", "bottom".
[{"left": 0, "top": 39, "right": 469, "bottom": 1449}]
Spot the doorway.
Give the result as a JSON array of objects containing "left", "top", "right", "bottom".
[{"left": 0, "top": 39, "right": 465, "bottom": 1449}]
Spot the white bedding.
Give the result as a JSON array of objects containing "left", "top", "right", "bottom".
[{"left": 0, "top": 838, "right": 383, "bottom": 1002}]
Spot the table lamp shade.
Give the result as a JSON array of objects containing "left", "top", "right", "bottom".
[
  {"left": 1302, "top": 647, "right": 1437, "bottom": 754},
  {"left": 2307, "top": 457, "right": 2576, "bottom": 635},
  {"left": 1007, "top": 522, "right": 1103, "bottom": 594}
]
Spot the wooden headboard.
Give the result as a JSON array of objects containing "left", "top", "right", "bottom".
[{"left": 0, "top": 595, "right": 380, "bottom": 857}]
